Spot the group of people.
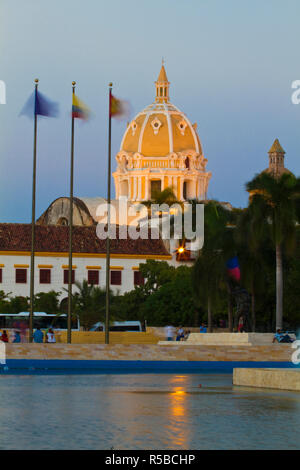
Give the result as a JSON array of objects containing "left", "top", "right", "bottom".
[
  {"left": 0, "top": 327, "right": 57, "bottom": 343},
  {"left": 33, "top": 327, "right": 56, "bottom": 343},
  {"left": 165, "top": 323, "right": 208, "bottom": 341},
  {"left": 272, "top": 329, "right": 295, "bottom": 343},
  {"left": 164, "top": 323, "right": 295, "bottom": 344},
  {"left": 165, "top": 325, "right": 190, "bottom": 341},
  {"left": 0, "top": 330, "right": 22, "bottom": 343}
]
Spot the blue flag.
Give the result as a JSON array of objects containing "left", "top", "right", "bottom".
[
  {"left": 226, "top": 256, "right": 239, "bottom": 270},
  {"left": 20, "top": 88, "right": 59, "bottom": 118}
]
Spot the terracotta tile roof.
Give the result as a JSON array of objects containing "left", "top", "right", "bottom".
[{"left": 0, "top": 224, "right": 170, "bottom": 257}]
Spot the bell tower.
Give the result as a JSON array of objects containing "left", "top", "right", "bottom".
[
  {"left": 155, "top": 61, "right": 170, "bottom": 103},
  {"left": 268, "top": 139, "right": 286, "bottom": 177}
]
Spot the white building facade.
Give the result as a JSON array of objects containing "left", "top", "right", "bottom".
[{"left": 0, "top": 223, "right": 172, "bottom": 303}]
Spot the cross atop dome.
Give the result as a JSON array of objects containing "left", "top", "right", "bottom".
[{"left": 155, "top": 62, "right": 170, "bottom": 103}]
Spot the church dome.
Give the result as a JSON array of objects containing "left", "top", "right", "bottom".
[
  {"left": 119, "top": 64, "right": 203, "bottom": 158},
  {"left": 113, "top": 64, "right": 211, "bottom": 202}
]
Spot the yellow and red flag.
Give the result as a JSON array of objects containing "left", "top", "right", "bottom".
[
  {"left": 72, "top": 94, "right": 90, "bottom": 120},
  {"left": 110, "top": 94, "right": 129, "bottom": 120}
]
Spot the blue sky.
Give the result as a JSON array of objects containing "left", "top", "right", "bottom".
[{"left": 1, "top": 0, "right": 300, "bottom": 222}]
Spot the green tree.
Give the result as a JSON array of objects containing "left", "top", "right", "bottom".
[
  {"left": 246, "top": 172, "right": 300, "bottom": 329},
  {"left": 283, "top": 252, "right": 300, "bottom": 326},
  {"left": 140, "top": 265, "right": 196, "bottom": 326},
  {"left": 192, "top": 201, "right": 235, "bottom": 331},
  {"left": 115, "top": 287, "right": 147, "bottom": 323},
  {"left": 0, "top": 291, "right": 11, "bottom": 313},
  {"left": 142, "top": 186, "right": 184, "bottom": 251},
  {"left": 235, "top": 208, "right": 273, "bottom": 331},
  {"left": 8, "top": 296, "right": 29, "bottom": 313},
  {"left": 70, "top": 280, "right": 115, "bottom": 330},
  {"left": 115, "top": 261, "right": 199, "bottom": 326},
  {"left": 34, "top": 291, "right": 61, "bottom": 313},
  {"left": 139, "top": 260, "right": 175, "bottom": 294},
  {"left": 144, "top": 186, "right": 181, "bottom": 208}
]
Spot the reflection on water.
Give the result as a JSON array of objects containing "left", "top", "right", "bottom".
[
  {"left": 168, "top": 375, "right": 189, "bottom": 447},
  {"left": 0, "top": 373, "right": 299, "bottom": 450}
]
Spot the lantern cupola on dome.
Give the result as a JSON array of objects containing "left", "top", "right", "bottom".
[{"left": 155, "top": 61, "right": 170, "bottom": 103}]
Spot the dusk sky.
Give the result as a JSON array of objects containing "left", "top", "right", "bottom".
[{"left": 1, "top": 0, "right": 300, "bottom": 222}]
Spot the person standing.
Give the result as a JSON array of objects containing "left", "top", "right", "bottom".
[
  {"left": 165, "top": 325, "right": 175, "bottom": 341},
  {"left": 20, "top": 321, "right": 27, "bottom": 343},
  {"left": 13, "top": 331, "right": 21, "bottom": 343},
  {"left": 33, "top": 327, "right": 44, "bottom": 343},
  {"left": 1, "top": 330, "right": 9, "bottom": 343},
  {"left": 46, "top": 328, "right": 56, "bottom": 343},
  {"left": 237, "top": 316, "right": 244, "bottom": 333}
]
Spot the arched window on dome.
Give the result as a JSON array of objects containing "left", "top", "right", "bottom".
[{"left": 185, "top": 157, "right": 190, "bottom": 169}]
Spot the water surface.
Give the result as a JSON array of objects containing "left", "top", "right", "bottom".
[{"left": 0, "top": 373, "right": 299, "bottom": 449}]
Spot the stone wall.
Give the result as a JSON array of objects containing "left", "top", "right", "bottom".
[
  {"left": 233, "top": 368, "right": 300, "bottom": 391},
  {"left": 4, "top": 343, "right": 293, "bottom": 362}
]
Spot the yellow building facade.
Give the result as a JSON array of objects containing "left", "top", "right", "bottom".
[{"left": 113, "top": 65, "right": 211, "bottom": 202}]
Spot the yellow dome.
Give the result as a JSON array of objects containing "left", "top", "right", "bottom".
[
  {"left": 113, "top": 64, "right": 211, "bottom": 203},
  {"left": 119, "top": 66, "right": 203, "bottom": 158}
]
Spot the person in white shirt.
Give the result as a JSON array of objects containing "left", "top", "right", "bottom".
[
  {"left": 165, "top": 325, "right": 175, "bottom": 341},
  {"left": 46, "top": 328, "right": 56, "bottom": 343}
]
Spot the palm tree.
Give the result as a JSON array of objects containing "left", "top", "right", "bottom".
[
  {"left": 192, "top": 201, "right": 235, "bottom": 331},
  {"left": 193, "top": 249, "right": 224, "bottom": 332},
  {"left": 235, "top": 208, "right": 271, "bottom": 331},
  {"left": 64, "top": 280, "right": 113, "bottom": 330},
  {"left": 246, "top": 172, "right": 300, "bottom": 329},
  {"left": 143, "top": 186, "right": 181, "bottom": 208},
  {"left": 142, "top": 186, "right": 185, "bottom": 251}
]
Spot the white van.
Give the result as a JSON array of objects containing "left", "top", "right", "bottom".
[{"left": 90, "top": 321, "right": 142, "bottom": 332}]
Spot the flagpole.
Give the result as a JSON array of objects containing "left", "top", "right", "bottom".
[
  {"left": 67, "top": 81, "right": 76, "bottom": 344},
  {"left": 29, "top": 78, "right": 39, "bottom": 343},
  {"left": 105, "top": 83, "right": 112, "bottom": 345}
]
